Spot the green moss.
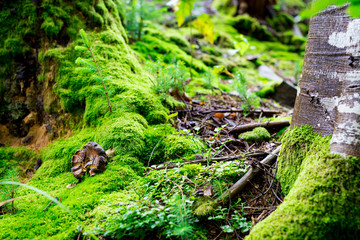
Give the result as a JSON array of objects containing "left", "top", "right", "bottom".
[
  {"left": 0, "top": 147, "right": 39, "bottom": 177},
  {"left": 36, "top": 129, "right": 95, "bottom": 178},
  {"left": 193, "top": 196, "right": 216, "bottom": 217},
  {"left": 0, "top": 165, "right": 137, "bottom": 239},
  {"left": 165, "top": 29, "right": 191, "bottom": 50},
  {"left": 238, "top": 127, "right": 271, "bottom": 143},
  {"left": 276, "top": 125, "right": 316, "bottom": 195},
  {"left": 201, "top": 45, "right": 222, "bottom": 57},
  {"left": 212, "top": 0, "right": 237, "bottom": 16},
  {"left": 141, "top": 124, "right": 203, "bottom": 165},
  {"left": 97, "top": 113, "right": 148, "bottom": 156},
  {"left": 228, "top": 14, "right": 276, "bottom": 42},
  {"left": 246, "top": 126, "right": 360, "bottom": 239},
  {"left": 133, "top": 34, "right": 207, "bottom": 74},
  {"left": 0, "top": 1, "right": 36, "bottom": 69},
  {"left": 297, "top": 22, "right": 309, "bottom": 36},
  {"left": 179, "top": 164, "right": 203, "bottom": 178},
  {"left": 267, "top": 12, "right": 294, "bottom": 33},
  {"left": 111, "top": 154, "right": 144, "bottom": 176},
  {"left": 0, "top": 1, "right": 211, "bottom": 239},
  {"left": 95, "top": 164, "right": 138, "bottom": 192},
  {"left": 256, "top": 81, "right": 279, "bottom": 98}
]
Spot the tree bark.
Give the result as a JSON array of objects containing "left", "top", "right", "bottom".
[
  {"left": 246, "top": 6, "right": 360, "bottom": 240},
  {"left": 291, "top": 5, "right": 360, "bottom": 158}
]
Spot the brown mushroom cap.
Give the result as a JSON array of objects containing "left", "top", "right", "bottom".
[{"left": 71, "top": 142, "right": 108, "bottom": 179}]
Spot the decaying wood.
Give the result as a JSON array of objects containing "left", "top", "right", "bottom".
[
  {"left": 216, "top": 145, "right": 281, "bottom": 203},
  {"left": 229, "top": 120, "right": 290, "bottom": 134}
]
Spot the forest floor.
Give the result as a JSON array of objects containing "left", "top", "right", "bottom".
[
  {"left": 0, "top": 1, "right": 306, "bottom": 239},
  {"left": 160, "top": 91, "right": 290, "bottom": 239}
]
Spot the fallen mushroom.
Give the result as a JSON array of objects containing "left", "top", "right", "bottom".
[{"left": 70, "top": 142, "right": 108, "bottom": 181}]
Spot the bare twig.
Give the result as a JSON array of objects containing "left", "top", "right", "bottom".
[
  {"left": 148, "top": 137, "right": 164, "bottom": 167},
  {"left": 229, "top": 121, "right": 290, "bottom": 134}
]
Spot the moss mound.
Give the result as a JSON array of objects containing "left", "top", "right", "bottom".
[
  {"left": 141, "top": 124, "right": 204, "bottom": 165},
  {"left": 0, "top": 1, "right": 206, "bottom": 239},
  {"left": 246, "top": 125, "right": 360, "bottom": 240},
  {"left": 238, "top": 127, "right": 271, "bottom": 143}
]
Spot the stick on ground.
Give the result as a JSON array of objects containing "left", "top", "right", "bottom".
[
  {"left": 217, "top": 145, "right": 281, "bottom": 204},
  {"left": 229, "top": 121, "right": 290, "bottom": 134}
]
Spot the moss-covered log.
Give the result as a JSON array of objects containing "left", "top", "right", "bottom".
[{"left": 246, "top": 125, "right": 360, "bottom": 239}]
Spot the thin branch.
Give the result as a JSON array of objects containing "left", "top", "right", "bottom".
[
  {"left": 229, "top": 121, "right": 290, "bottom": 134},
  {"left": 216, "top": 145, "right": 281, "bottom": 204},
  {"left": 149, "top": 152, "right": 266, "bottom": 170}
]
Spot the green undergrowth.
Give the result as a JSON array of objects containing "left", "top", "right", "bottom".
[
  {"left": 132, "top": 31, "right": 207, "bottom": 74},
  {"left": 0, "top": 164, "right": 138, "bottom": 239},
  {"left": 246, "top": 125, "right": 360, "bottom": 239},
  {"left": 0, "top": 1, "right": 209, "bottom": 239},
  {"left": 141, "top": 124, "right": 204, "bottom": 165},
  {"left": 1, "top": 1, "right": 310, "bottom": 239},
  {"left": 83, "top": 160, "right": 250, "bottom": 239}
]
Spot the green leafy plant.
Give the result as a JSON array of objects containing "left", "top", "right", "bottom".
[
  {"left": 76, "top": 29, "right": 112, "bottom": 113},
  {"left": 88, "top": 191, "right": 197, "bottom": 239},
  {"left": 147, "top": 112, "right": 179, "bottom": 167},
  {"left": 192, "top": 14, "right": 214, "bottom": 44},
  {"left": 149, "top": 60, "right": 189, "bottom": 101},
  {"left": 208, "top": 199, "right": 251, "bottom": 234},
  {"left": 233, "top": 71, "right": 260, "bottom": 114},
  {"left": 87, "top": 153, "right": 249, "bottom": 239},
  {"left": 204, "top": 68, "right": 215, "bottom": 90},
  {"left": 233, "top": 35, "right": 250, "bottom": 56},
  {"left": 173, "top": 0, "right": 214, "bottom": 77}
]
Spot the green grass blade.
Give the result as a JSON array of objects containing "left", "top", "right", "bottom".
[{"left": 0, "top": 181, "right": 72, "bottom": 215}]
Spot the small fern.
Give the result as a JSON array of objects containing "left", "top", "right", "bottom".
[{"left": 77, "top": 29, "right": 112, "bottom": 113}]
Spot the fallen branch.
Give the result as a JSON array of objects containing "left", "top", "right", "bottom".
[
  {"left": 216, "top": 145, "right": 281, "bottom": 204},
  {"left": 172, "top": 109, "right": 282, "bottom": 115},
  {"left": 149, "top": 152, "right": 267, "bottom": 170},
  {"left": 150, "top": 155, "right": 244, "bottom": 170},
  {"left": 229, "top": 121, "right": 290, "bottom": 134}
]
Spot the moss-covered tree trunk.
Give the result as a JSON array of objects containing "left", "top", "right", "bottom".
[{"left": 246, "top": 5, "right": 360, "bottom": 240}]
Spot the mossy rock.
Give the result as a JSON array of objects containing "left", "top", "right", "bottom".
[
  {"left": 228, "top": 14, "right": 276, "bottom": 42},
  {"left": 238, "top": 127, "right": 271, "bottom": 143},
  {"left": 267, "top": 12, "right": 294, "bottom": 33},
  {"left": 246, "top": 126, "right": 360, "bottom": 239}
]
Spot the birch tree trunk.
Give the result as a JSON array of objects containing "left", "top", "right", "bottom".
[
  {"left": 291, "top": 5, "right": 360, "bottom": 158},
  {"left": 245, "top": 5, "right": 360, "bottom": 240}
]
